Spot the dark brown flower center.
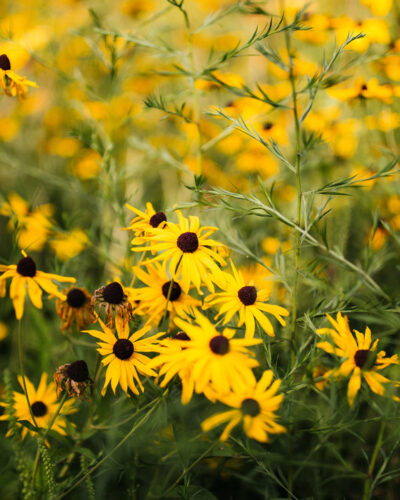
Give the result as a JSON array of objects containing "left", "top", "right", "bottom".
[
  {"left": 16, "top": 256, "right": 37, "bottom": 277},
  {"left": 354, "top": 349, "right": 376, "bottom": 369},
  {"left": 177, "top": 232, "right": 199, "bottom": 253},
  {"left": 361, "top": 84, "right": 368, "bottom": 91},
  {"left": 0, "top": 54, "right": 11, "bottom": 71},
  {"left": 162, "top": 281, "right": 182, "bottom": 301},
  {"left": 31, "top": 401, "right": 47, "bottom": 417},
  {"left": 241, "top": 398, "right": 261, "bottom": 417},
  {"left": 66, "top": 360, "right": 89, "bottom": 382},
  {"left": 238, "top": 286, "right": 257, "bottom": 306},
  {"left": 103, "top": 282, "right": 124, "bottom": 304},
  {"left": 263, "top": 122, "right": 274, "bottom": 131},
  {"left": 209, "top": 335, "right": 230, "bottom": 355},
  {"left": 149, "top": 211, "right": 167, "bottom": 228},
  {"left": 173, "top": 332, "right": 190, "bottom": 341},
  {"left": 113, "top": 338, "right": 134, "bottom": 360},
  {"left": 67, "top": 288, "right": 87, "bottom": 308}
]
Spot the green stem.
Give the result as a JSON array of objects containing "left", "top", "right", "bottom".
[
  {"left": 31, "top": 392, "right": 68, "bottom": 485},
  {"left": 283, "top": 7, "right": 302, "bottom": 364},
  {"left": 56, "top": 394, "right": 165, "bottom": 499},
  {"left": 17, "top": 319, "right": 39, "bottom": 430},
  {"left": 363, "top": 420, "right": 385, "bottom": 500}
]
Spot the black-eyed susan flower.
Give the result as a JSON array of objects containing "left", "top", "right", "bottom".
[
  {"left": 92, "top": 281, "right": 133, "bottom": 329},
  {"left": 125, "top": 202, "right": 167, "bottom": 241},
  {"left": 54, "top": 360, "right": 91, "bottom": 399},
  {"left": 132, "top": 211, "right": 227, "bottom": 294},
  {"left": 131, "top": 263, "right": 201, "bottom": 327},
  {"left": 85, "top": 316, "right": 163, "bottom": 395},
  {"left": 0, "top": 373, "right": 75, "bottom": 439},
  {"left": 0, "top": 54, "right": 37, "bottom": 98},
  {"left": 56, "top": 287, "right": 94, "bottom": 333},
  {"left": 201, "top": 370, "right": 286, "bottom": 442},
  {"left": 0, "top": 251, "right": 76, "bottom": 319},
  {"left": 316, "top": 313, "right": 398, "bottom": 406},
  {"left": 204, "top": 260, "right": 289, "bottom": 338},
  {"left": 327, "top": 77, "right": 393, "bottom": 103},
  {"left": 167, "top": 311, "right": 262, "bottom": 399}
]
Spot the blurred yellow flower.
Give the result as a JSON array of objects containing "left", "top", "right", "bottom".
[
  {"left": 49, "top": 229, "right": 89, "bottom": 261},
  {"left": 0, "top": 54, "right": 37, "bottom": 98},
  {"left": 361, "top": 0, "right": 393, "bottom": 17}
]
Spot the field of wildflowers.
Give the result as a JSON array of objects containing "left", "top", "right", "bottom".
[{"left": 1, "top": 0, "right": 400, "bottom": 498}]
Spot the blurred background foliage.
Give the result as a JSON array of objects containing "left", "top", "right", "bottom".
[{"left": 1, "top": 0, "right": 400, "bottom": 498}]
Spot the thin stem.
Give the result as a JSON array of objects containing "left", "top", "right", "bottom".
[
  {"left": 17, "top": 318, "right": 39, "bottom": 430},
  {"left": 31, "top": 392, "right": 68, "bottom": 484},
  {"left": 363, "top": 420, "right": 385, "bottom": 500},
  {"left": 283, "top": 11, "right": 302, "bottom": 364},
  {"left": 56, "top": 393, "right": 165, "bottom": 499}
]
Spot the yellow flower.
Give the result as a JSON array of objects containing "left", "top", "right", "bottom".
[
  {"left": 49, "top": 229, "right": 88, "bottom": 261},
  {"left": 332, "top": 17, "right": 390, "bottom": 52},
  {"left": 327, "top": 77, "right": 393, "bottom": 103},
  {"left": 131, "top": 263, "right": 201, "bottom": 327},
  {"left": 125, "top": 202, "right": 167, "bottom": 240},
  {"left": 0, "top": 252, "right": 76, "bottom": 319},
  {"left": 316, "top": 313, "right": 398, "bottom": 406},
  {"left": 172, "top": 311, "right": 262, "bottom": 398},
  {"left": 0, "top": 373, "right": 75, "bottom": 439},
  {"left": 0, "top": 192, "right": 54, "bottom": 251},
  {"left": 70, "top": 149, "right": 102, "bottom": 180},
  {"left": 365, "top": 110, "right": 400, "bottom": 132},
  {"left": 201, "top": 370, "right": 286, "bottom": 442},
  {"left": 0, "top": 54, "right": 37, "bottom": 98},
  {"left": 85, "top": 316, "right": 163, "bottom": 395},
  {"left": 132, "top": 211, "right": 227, "bottom": 294},
  {"left": 204, "top": 260, "right": 289, "bottom": 338},
  {"left": 361, "top": 0, "right": 393, "bottom": 17}
]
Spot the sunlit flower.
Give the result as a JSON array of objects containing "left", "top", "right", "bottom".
[
  {"left": 0, "top": 373, "right": 75, "bottom": 439},
  {"left": 204, "top": 261, "right": 289, "bottom": 338},
  {"left": 0, "top": 54, "right": 37, "bottom": 98},
  {"left": 0, "top": 251, "right": 76, "bottom": 319},
  {"left": 131, "top": 263, "right": 201, "bottom": 327},
  {"left": 56, "top": 287, "right": 94, "bottom": 333},
  {"left": 201, "top": 370, "right": 286, "bottom": 442},
  {"left": 171, "top": 311, "right": 262, "bottom": 398},
  {"left": 125, "top": 202, "right": 167, "bottom": 241},
  {"left": 132, "top": 211, "right": 227, "bottom": 293},
  {"left": 316, "top": 313, "right": 398, "bottom": 406},
  {"left": 360, "top": 0, "right": 393, "bottom": 18},
  {"left": 85, "top": 316, "right": 163, "bottom": 395}
]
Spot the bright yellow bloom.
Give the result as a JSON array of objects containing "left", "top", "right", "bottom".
[
  {"left": 365, "top": 111, "right": 400, "bottom": 132},
  {"left": 204, "top": 261, "right": 289, "bottom": 338},
  {"left": 171, "top": 311, "right": 261, "bottom": 398},
  {"left": 316, "top": 313, "right": 398, "bottom": 406},
  {"left": 132, "top": 211, "right": 227, "bottom": 294},
  {"left": 131, "top": 263, "right": 201, "bottom": 327},
  {"left": 0, "top": 54, "right": 37, "bottom": 98},
  {"left": 201, "top": 370, "right": 286, "bottom": 442},
  {"left": 125, "top": 202, "right": 167, "bottom": 242},
  {"left": 85, "top": 316, "right": 163, "bottom": 395},
  {"left": 0, "top": 373, "right": 75, "bottom": 439},
  {"left": 0, "top": 252, "right": 76, "bottom": 319}
]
